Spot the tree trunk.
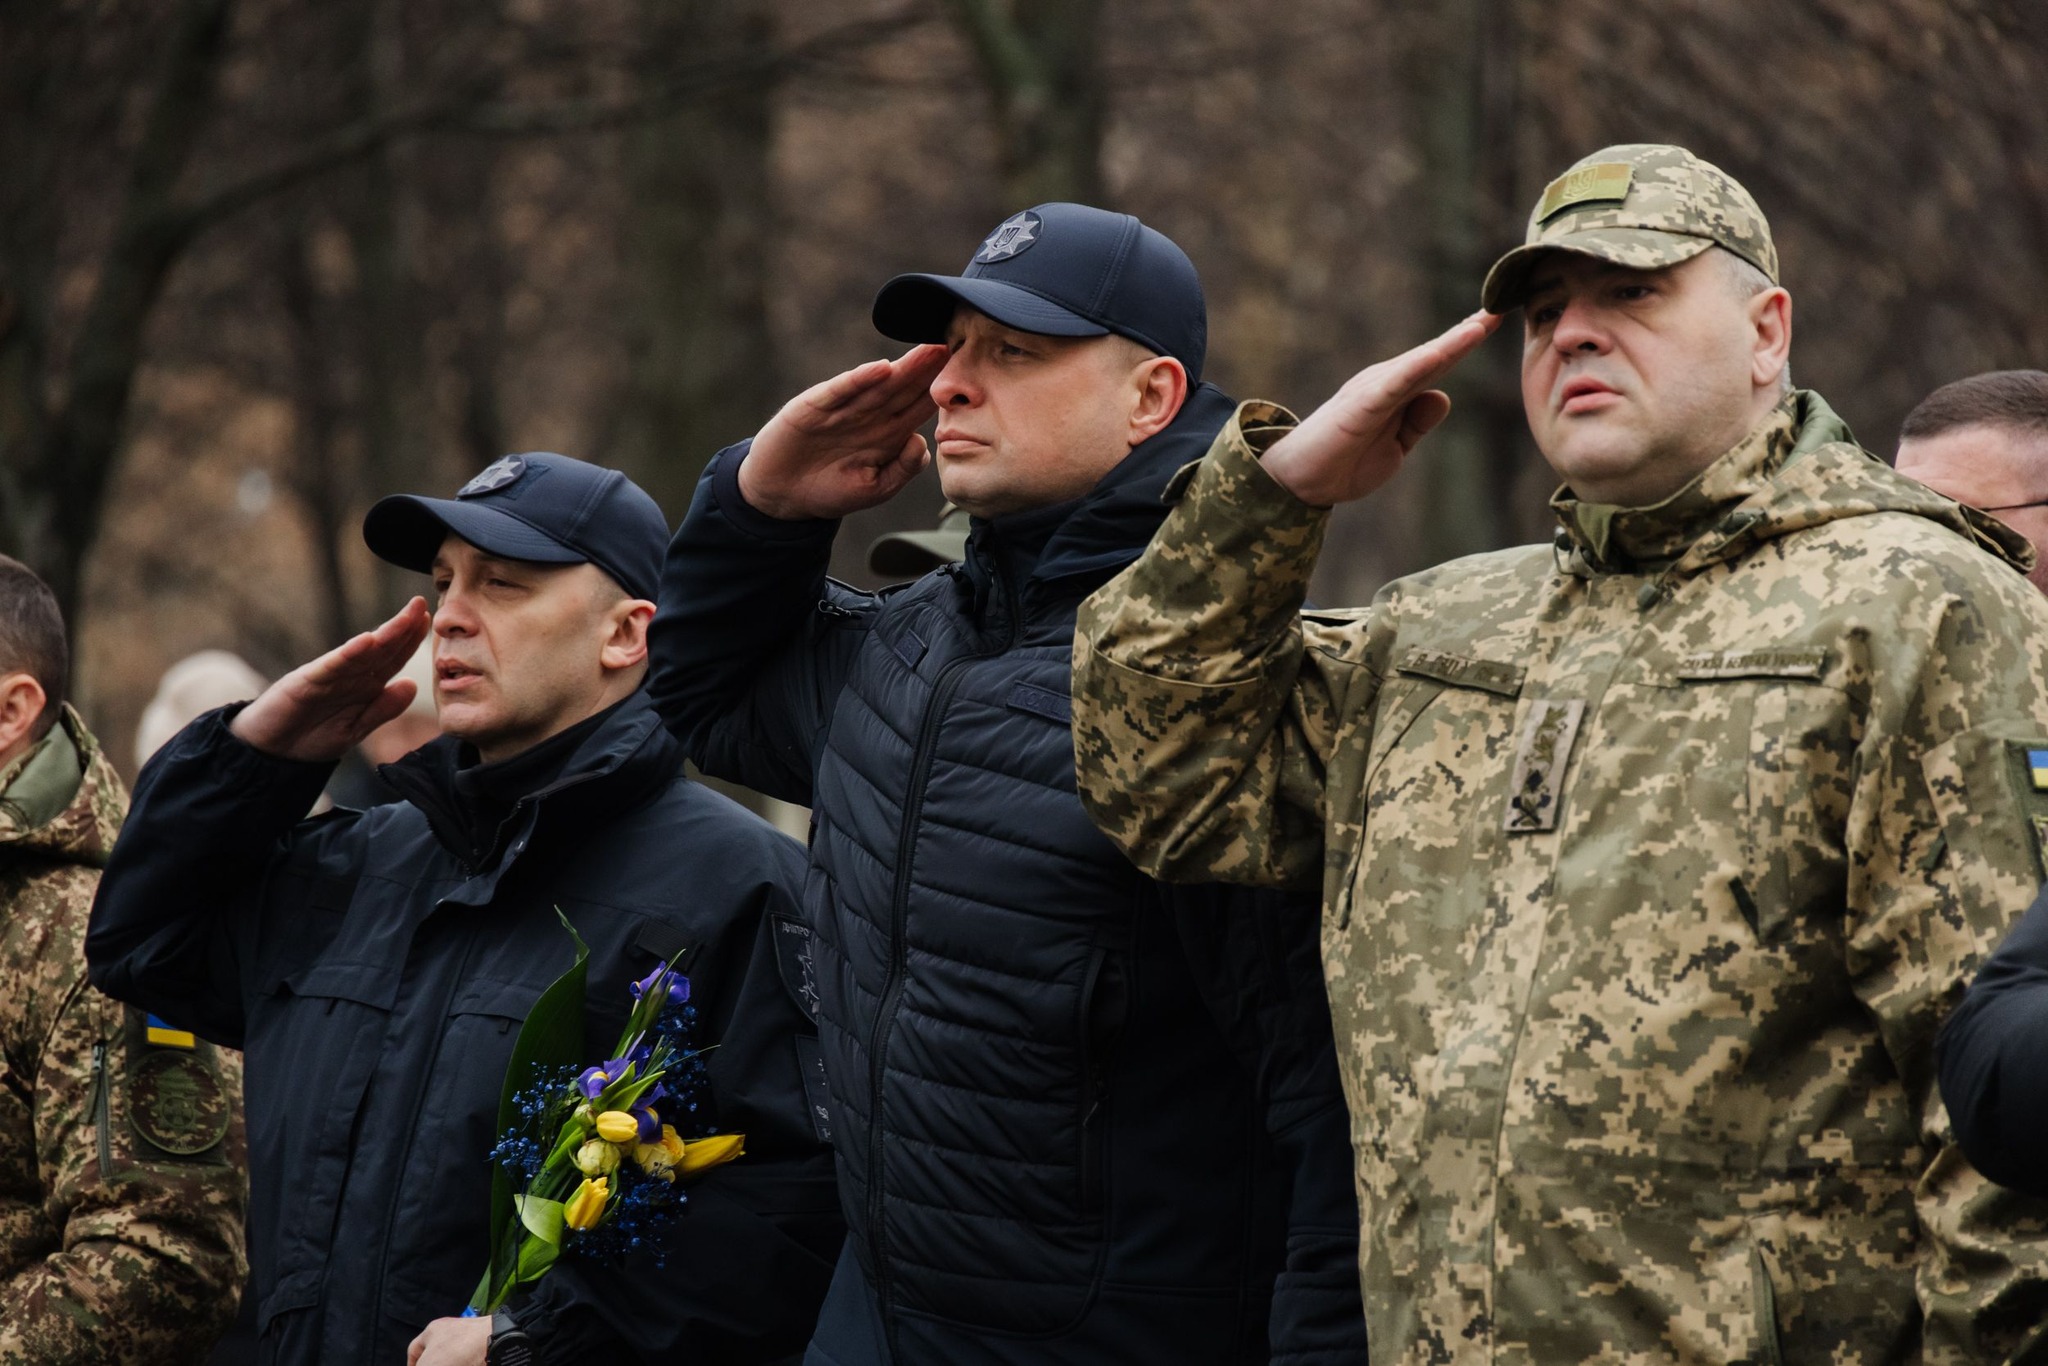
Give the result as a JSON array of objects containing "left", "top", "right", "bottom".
[
  {"left": 347, "top": 0, "right": 431, "bottom": 613},
  {"left": 5, "top": 0, "right": 237, "bottom": 629},
  {"left": 1410, "top": 0, "right": 1528, "bottom": 568},
  {"left": 279, "top": 212, "right": 360, "bottom": 647},
  {"left": 607, "top": 0, "right": 780, "bottom": 520},
  {"left": 943, "top": 0, "right": 1105, "bottom": 209}
]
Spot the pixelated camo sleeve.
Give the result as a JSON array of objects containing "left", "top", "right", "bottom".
[
  {"left": 1074, "top": 401, "right": 1374, "bottom": 891},
  {"left": 0, "top": 980, "right": 246, "bottom": 1365}
]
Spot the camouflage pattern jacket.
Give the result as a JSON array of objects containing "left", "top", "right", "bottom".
[
  {"left": 1072, "top": 392, "right": 2048, "bottom": 1363},
  {"left": 0, "top": 708, "right": 244, "bottom": 1363}
]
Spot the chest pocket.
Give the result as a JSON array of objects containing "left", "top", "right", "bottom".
[
  {"left": 1674, "top": 647, "right": 1850, "bottom": 939},
  {"left": 1343, "top": 650, "right": 1526, "bottom": 932}
]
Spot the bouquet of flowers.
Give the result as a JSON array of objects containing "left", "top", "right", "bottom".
[{"left": 466, "top": 917, "right": 744, "bottom": 1315}]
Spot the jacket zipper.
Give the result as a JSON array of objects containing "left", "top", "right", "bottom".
[
  {"left": 91, "top": 1042, "right": 112, "bottom": 1174},
  {"left": 865, "top": 567, "right": 1022, "bottom": 1323},
  {"left": 1077, "top": 945, "right": 1108, "bottom": 1211}
]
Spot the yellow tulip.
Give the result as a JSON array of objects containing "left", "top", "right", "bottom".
[
  {"left": 633, "top": 1141, "right": 677, "bottom": 1183},
  {"left": 563, "top": 1177, "right": 609, "bottom": 1230},
  {"left": 677, "top": 1132, "right": 745, "bottom": 1177},
  {"left": 593, "top": 1110, "right": 640, "bottom": 1144},
  {"left": 658, "top": 1124, "right": 686, "bottom": 1160},
  {"left": 573, "top": 1138, "right": 620, "bottom": 1176}
]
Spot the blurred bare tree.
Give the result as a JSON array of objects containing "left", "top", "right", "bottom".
[
  {"left": 945, "top": 0, "right": 1105, "bottom": 207},
  {"left": 3, "top": 0, "right": 2042, "bottom": 775},
  {"left": 0, "top": 0, "right": 917, "bottom": 638}
]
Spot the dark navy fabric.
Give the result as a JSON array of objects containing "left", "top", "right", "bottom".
[
  {"left": 87, "top": 692, "right": 841, "bottom": 1365},
  {"left": 872, "top": 202, "right": 1209, "bottom": 380},
  {"left": 1938, "top": 880, "right": 2048, "bottom": 1196},
  {"left": 650, "top": 382, "right": 1365, "bottom": 1364},
  {"left": 364, "top": 451, "right": 670, "bottom": 601}
]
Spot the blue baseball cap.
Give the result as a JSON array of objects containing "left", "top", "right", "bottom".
[
  {"left": 871, "top": 202, "right": 1208, "bottom": 381},
  {"left": 362, "top": 453, "right": 668, "bottom": 602}
]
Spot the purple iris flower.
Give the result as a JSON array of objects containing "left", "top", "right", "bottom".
[
  {"left": 632, "top": 1103, "right": 662, "bottom": 1143},
  {"left": 630, "top": 963, "right": 692, "bottom": 1005},
  {"left": 576, "top": 1056, "right": 638, "bottom": 1100}
]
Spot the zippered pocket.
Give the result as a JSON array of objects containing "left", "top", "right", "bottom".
[
  {"left": 90, "top": 1041, "right": 112, "bottom": 1175},
  {"left": 1077, "top": 945, "right": 1126, "bottom": 1213}
]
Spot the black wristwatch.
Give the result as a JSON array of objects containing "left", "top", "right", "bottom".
[{"left": 486, "top": 1308, "right": 535, "bottom": 1366}]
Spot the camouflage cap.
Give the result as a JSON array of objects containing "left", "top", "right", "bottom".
[{"left": 1481, "top": 144, "right": 1777, "bottom": 313}]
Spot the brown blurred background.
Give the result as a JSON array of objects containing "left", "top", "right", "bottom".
[{"left": 5, "top": 0, "right": 2044, "bottom": 780}]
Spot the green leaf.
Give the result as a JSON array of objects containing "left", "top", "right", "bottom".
[
  {"left": 483, "top": 911, "right": 589, "bottom": 1290},
  {"left": 512, "top": 1231, "right": 562, "bottom": 1285},
  {"left": 514, "top": 1194, "right": 566, "bottom": 1246}
]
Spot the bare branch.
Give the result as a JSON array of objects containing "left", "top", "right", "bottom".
[{"left": 169, "top": 6, "right": 930, "bottom": 239}]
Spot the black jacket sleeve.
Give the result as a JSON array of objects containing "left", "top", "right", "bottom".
[
  {"left": 1170, "top": 883, "right": 1368, "bottom": 1365},
  {"left": 508, "top": 829, "right": 842, "bottom": 1363},
  {"left": 1937, "top": 880, "right": 2048, "bottom": 1196},
  {"left": 86, "top": 706, "right": 342, "bottom": 1048},
  {"left": 647, "top": 442, "right": 877, "bottom": 805}
]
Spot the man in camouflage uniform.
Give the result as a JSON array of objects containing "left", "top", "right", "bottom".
[
  {"left": 1070, "top": 143, "right": 2048, "bottom": 1361},
  {"left": 0, "top": 556, "right": 246, "bottom": 1362}
]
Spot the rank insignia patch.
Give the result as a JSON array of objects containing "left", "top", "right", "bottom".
[{"left": 1504, "top": 698, "right": 1587, "bottom": 834}]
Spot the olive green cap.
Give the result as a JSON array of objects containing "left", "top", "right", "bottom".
[
  {"left": 867, "top": 503, "right": 971, "bottom": 579},
  {"left": 1481, "top": 143, "right": 1778, "bottom": 313}
]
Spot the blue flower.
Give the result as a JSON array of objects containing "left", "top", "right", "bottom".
[
  {"left": 631, "top": 963, "right": 691, "bottom": 1005},
  {"left": 576, "top": 1055, "right": 639, "bottom": 1099},
  {"left": 631, "top": 1103, "right": 662, "bottom": 1143}
]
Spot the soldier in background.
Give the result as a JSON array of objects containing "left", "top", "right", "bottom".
[
  {"left": 1895, "top": 369, "right": 2048, "bottom": 593},
  {"left": 0, "top": 554, "right": 247, "bottom": 1362},
  {"left": 1071, "top": 144, "right": 2048, "bottom": 1361},
  {"left": 135, "top": 651, "right": 270, "bottom": 771},
  {"left": 863, "top": 504, "right": 969, "bottom": 581}
]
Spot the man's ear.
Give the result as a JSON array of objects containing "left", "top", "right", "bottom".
[
  {"left": 1750, "top": 286, "right": 1793, "bottom": 392},
  {"left": 0, "top": 673, "right": 48, "bottom": 765},
  {"left": 600, "top": 600, "right": 656, "bottom": 674},
  {"left": 1128, "top": 357, "right": 1190, "bottom": 446}
]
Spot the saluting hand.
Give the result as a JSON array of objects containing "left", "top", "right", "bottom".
[
  {"left": 738, "top": 344, "right": 950, "bottom": 520},
  {"left": 1259, "top": 311, "right": 1502, "bottom": 508},
  {"left": 229, "top": 598, "right": 433, "bottom": 763}
]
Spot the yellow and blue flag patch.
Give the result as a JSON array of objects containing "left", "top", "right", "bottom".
[
  {"left": 2029, "top": 749, "right": 2048, "bottom": 792},
  {"left": 145, "top": 1014, "right": 195, "bottom": 1049}
]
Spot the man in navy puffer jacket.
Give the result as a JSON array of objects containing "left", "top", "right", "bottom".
[{"left": 649, "top": 203, "right": 1366, "bottom": 1365}]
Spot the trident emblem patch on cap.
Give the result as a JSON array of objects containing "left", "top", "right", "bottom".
[
  {"left": 974, "top": 211, "right": 1042, "bottom": 264},
  {"left": 459, "top": 454, "right": 527, "bottom": 498}
]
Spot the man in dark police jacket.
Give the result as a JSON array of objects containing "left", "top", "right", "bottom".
[
  {"left": 88, "top": 456, "right": 841, "bottom": 1365},
  {"left": 651, "top": 204, "right": 1367, "bottom": 1364}
]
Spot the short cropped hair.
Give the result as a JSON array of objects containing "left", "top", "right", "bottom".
[
  {"left": 1717, "top": 248, "right": 1792, "bottom": 396},
  {"left": 1901, "top": 370, "right": 2048, "bottom": 442},
  {"left": 0, "top": 556, "right": 66, "bottom": 740}
]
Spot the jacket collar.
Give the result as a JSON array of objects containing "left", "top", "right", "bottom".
[
  {"left": 1551, "top": 395, "right": 1806, "bottom": 575},
  {"left": 0, "top": 706, "right": 124, "bottom": 869},
  {"left": 380, "top": 689, "right": 678, "bottom": 870},
  {"left": 1545, "top": 389, "right": 2033, "bottom": 581},
  {"left": 958, "top": 381, "right": 1240, "bottom": 619}
]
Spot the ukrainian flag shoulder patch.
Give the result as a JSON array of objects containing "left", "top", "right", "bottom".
[
  {"left": 2028, "top": 748, "right": 2048, "bottom": 792},
  {"left": 145, "top": 1015, "right": 196, "bottom": 1049}
]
